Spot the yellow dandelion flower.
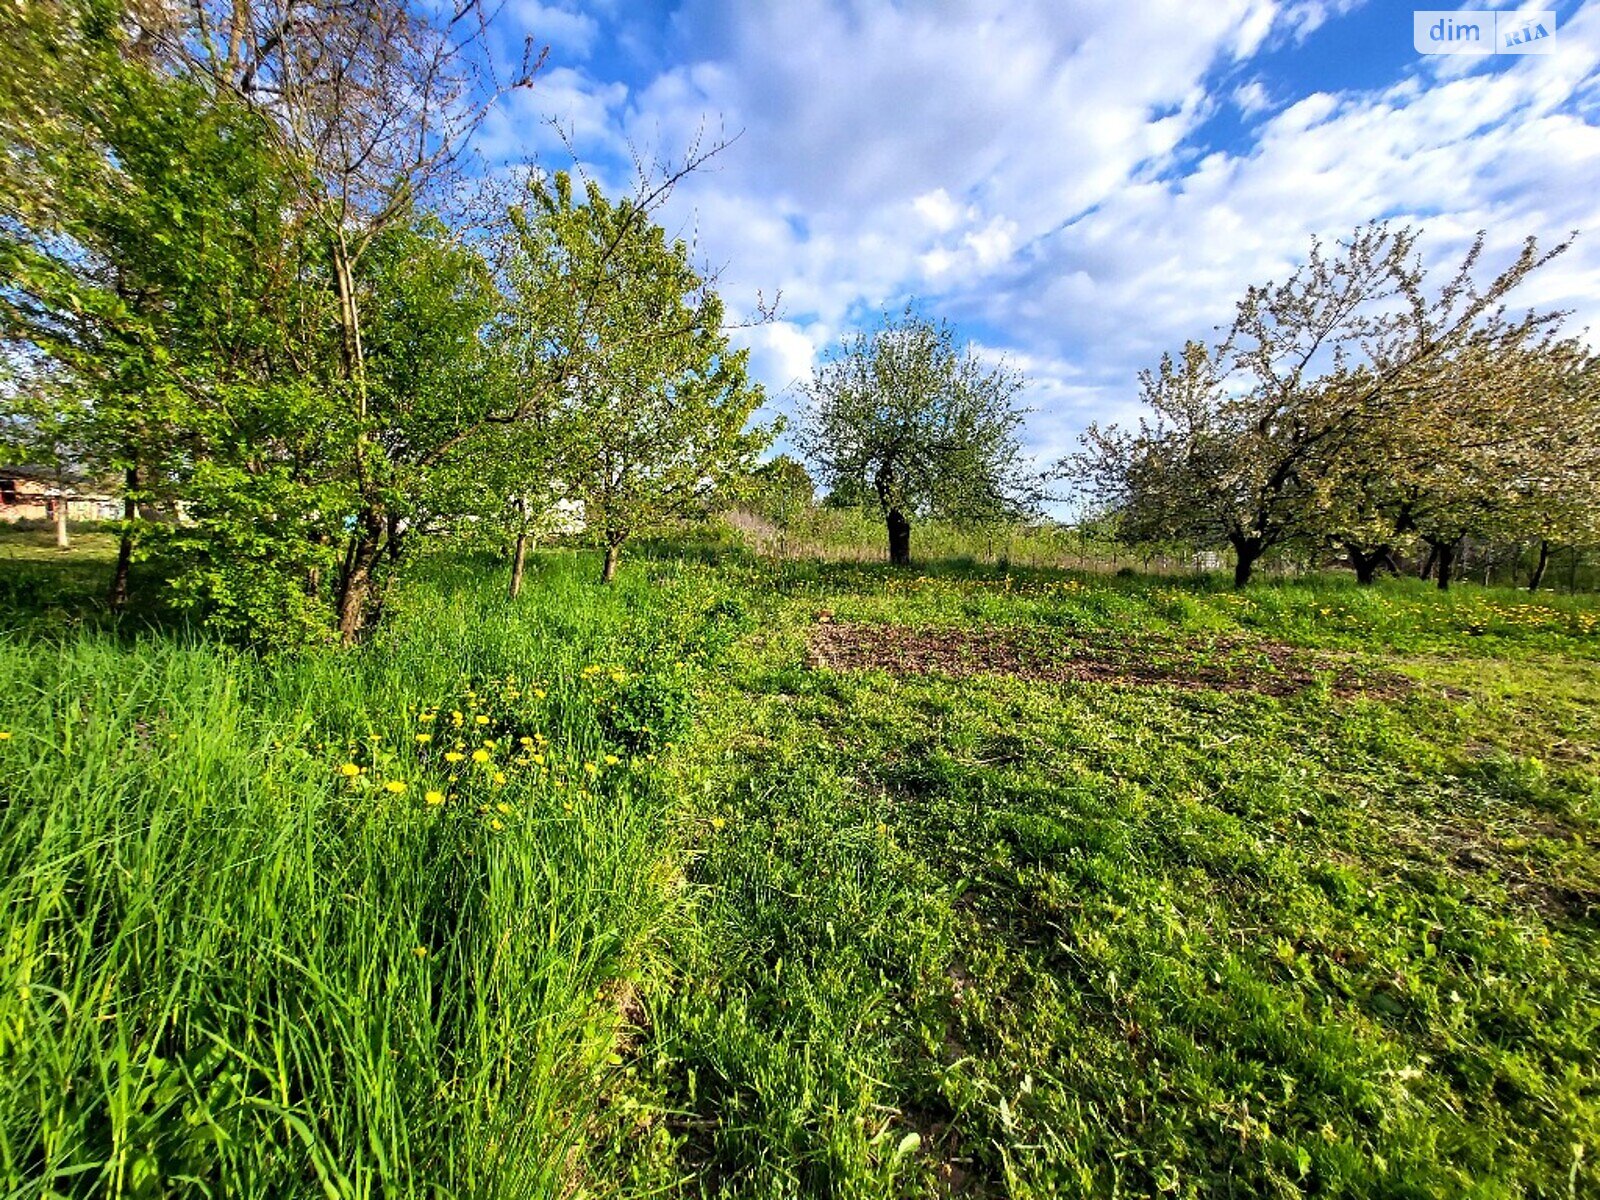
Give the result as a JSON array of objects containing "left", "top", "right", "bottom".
[
  {"left": 534, "top": 688, "right": 547, "bottom": 699},
  {"left": 425, "top": 790, "right": 446, "bottom": 806},
  {"left": 415, "top": 733, "right": 432, "bottom": 744},
  {"left": 413, "top": 946, "right": 429, "bottom": 958},
  {"left": 530, "top": 753, "right": 545, "bottom": 766},
  {"left": 492, "top": 771, "right": 507, "bottom": 785},
  {"left": 710, "top": 817, "right": 726, "bottom": 830},
  {"left": 445, "top": 751, "right": 465, "bottom": 763},
  {"left": 338, "top": 762, "right": 361, "bottom": 778},
  {"left": 603, "top": 754, "right": 620, "bottom": 766},
  {"left": 384, "top": 780, "right": 407, "bottom": 794},
  {"left": 484, "top": 739, "right": 497, "bottom": 750},
  {"left": 489, "top": 818, "right": 505, "bottom": 831},
  {"left": 583, "top": 762, "right": 599, "bottom": 777},
  {"left": 0, "top": 731, "right": 12, "bottom": 741},
  {"left": 610, "top": 669, "right": 626, "bottom": 683},
  {"left": 472, "top": 749, "right": 490, "bottom": 764},
  {"left": 419, "top": 711, "right": 436, "bottom": 722},
  {"left": 495, "top": 802, "right": 511, "bottom": 814},
  {"left": 519, "top": 736, "right": 534, "bottom": 747}
]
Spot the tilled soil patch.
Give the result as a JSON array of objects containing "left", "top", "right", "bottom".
[{"left": 806, "top": 620, "right": 1413, "bottom": 699}]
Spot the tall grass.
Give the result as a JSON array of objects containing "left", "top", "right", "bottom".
[{"left": 0, "top": 550, "right": 733, "bottom": 1197}]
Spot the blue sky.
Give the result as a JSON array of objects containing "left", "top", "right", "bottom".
[{"left": 473, "top": 0, "right": 1600, "bottom": 466}]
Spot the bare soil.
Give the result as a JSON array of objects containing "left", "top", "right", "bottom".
[{"left": 806, "top": 619, "right": 1414, "bottom": 699}]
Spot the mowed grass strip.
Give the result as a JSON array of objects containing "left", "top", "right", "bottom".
[{"left": 609, "top": 561, "right": 1600, "bottom": 1199}]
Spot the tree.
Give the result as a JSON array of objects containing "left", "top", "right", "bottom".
[
  {"left": 178, "top": 0, "right": 543, "bottom": 638},
  {"left": 1070, "top": 224, "right": 1571, "bottom": 586},
  {"left": 799, "top": 309, "right": 1040, "bottom": 565},
  {"left": 503, "top": 172, "right": 769, "bottom": 583},
  {"left": 0, "top": 3, "right": 340, "bottom": 630}
]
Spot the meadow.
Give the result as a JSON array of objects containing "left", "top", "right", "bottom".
[{"left": 1, "top": 526, "right": 1597, "bottom": 1198}]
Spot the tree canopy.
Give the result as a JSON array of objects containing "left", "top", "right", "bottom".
[
  {"left": 1069, "top": 223, "right": 1591, "bottom": 588},
  {"left": 799, "top": 309, "right": 1042, "bottom": 565}
]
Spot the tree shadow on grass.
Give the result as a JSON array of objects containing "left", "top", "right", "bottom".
[{"left": 0, "top": 527, "right": 187, "bottom": 642}]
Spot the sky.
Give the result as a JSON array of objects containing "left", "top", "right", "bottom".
[{"left": 473, "top": 0, "right": 1600, "bottom": 469}]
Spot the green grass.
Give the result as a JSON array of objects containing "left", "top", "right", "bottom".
[
  {"left": 606, "top": 560, "right": 1600, "bottom": 1199},
  {"left": 0, "top": 549, "right": 748, "bottom": 1196},
  {"left": 2, "top": 541, "right": 1598, "bottom": 1197}
]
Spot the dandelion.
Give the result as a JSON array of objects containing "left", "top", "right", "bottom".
[
  {"left": 519, "top": 736, "right": 534, "bottom": 747},
  {"left": 610, "top": 669, "right": 626, "bottom": 683},
  {"left": 475, "top": 714, "right": 490, "bottom": 726},
  {"left": 484, "top": 739, "right": 497, "bottom": 749},
  {"left": 419, "top": 711, "right": 436, "bottom": 722},
  {"left": 495, "top": 802, "right": 511, "bottom": 814},
  {"left": 472, "top": 749, "right": 491, "bottom": 764},
  {"left": 425, "top": 790, "right": 446, "bottom": 806},
  {"left": 384, "top": 780, "right": 407, "bottom": 794},
  {"left": 492, "top": 771, "right": 507, "bottom": 785},
  {"left": 338, "top": 762, "right": 361, "bottom": 778},
  {"left": 603, "top": 754, "right": 620, "bottom": 766},
  {"left": 534, "top": 688, "right": 547, "bottom": 699},
  {"left": 710, "top": 817, "right": 726, "bottom": 830},
  {"left": 530, "top": 753, "right": 546, "bottom": 766},
  {"left": 451, "top": 710, "right": 464, "bottom": 726},
  {"left": 445, "top": 751, "right": 465, "bottom": 763},
  {"left": 415, "top": 733, "right": 432, "bottom": 744},
  {"left": 489, "top": 818, "right": 505, "bottom": 831},
  {"left": 0, "top": 732, "right": 11, "bottom": 741},
  {"left": 413, "top": 946, "right": 429, "bottom": 958},
  {"left": 584, "top": 762, "right": 599, "bottom": 777}
]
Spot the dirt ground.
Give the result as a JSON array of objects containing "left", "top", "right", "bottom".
[{"left": 806, "top": 619, "right": 1414, "bottom": 699}]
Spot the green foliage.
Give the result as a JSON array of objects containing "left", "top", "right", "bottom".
[
  {"left": 799, "top": 307, "right": 1042, "bottom": 564},
  {"left": 746, "top": 454, "right": 816, "bottom": 527},
  {"left": 502, "top": 172, "right": 772, "bottom": 581},
  {"left": 1069, "top": 224, "right": 1592, "bottom": 588}
]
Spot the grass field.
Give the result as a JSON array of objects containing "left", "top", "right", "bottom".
[{"left": 1, "top": 528, "right": 1597, "bottom": 1197}]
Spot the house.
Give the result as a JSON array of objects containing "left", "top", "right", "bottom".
[{"left": 0, "top": 466, "right": 123, "bottom": 531}]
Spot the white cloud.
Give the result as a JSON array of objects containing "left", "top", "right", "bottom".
[
  {"left": 510, "top": 1, "right": 600, "bottom": 58},
  {"left": 481, "top": 0, "right": 1600, "bottom": 464},
  {"left": 1233, "top": 80, "right": 1275, "bottom": 116}
]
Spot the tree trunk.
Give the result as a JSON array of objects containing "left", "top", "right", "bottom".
[
  {"left": 510, "top": 530, "right": 528, "bottom": 598},
  {"left": 109, "top": 467, "right": 139, "bottom": 611},
  {"left": 385, "top": 511, "right": 407, "bottom": 563},
  {"left": 1528, "top": 540, "right": 1551, "bottom": 591},
  {"left": 1420, "top": 544, "right": 1437, "bottom": 581},
  {"left": 53, "top": 496, "right": 70, "bottom": 549},
  {"left": 600, "top": 540, "right": 623, "bottom": 583},
  {"left": 336, "top": 506, "right": 386, "bottom": 642},
  {"left": 887, "top": 508, "right": 911, "bottom": 566},
  {"left": 1432, "top": 538, "right": 1458, "bottom": 591},
  {"left": 1230, "top": 536, "right": 1263, "bottom": 588},
  {"left": 1348, "top": 545, "right": 1392, "bottom": 586}
]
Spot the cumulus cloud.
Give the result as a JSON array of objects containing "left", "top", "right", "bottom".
[{"left": 481, "top": 0, "right": 1600, "bottom": 466}]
